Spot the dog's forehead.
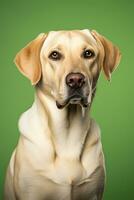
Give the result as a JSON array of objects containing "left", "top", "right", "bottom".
[{"left": 42, "top": 29, "right": 97, "bottom": 50}]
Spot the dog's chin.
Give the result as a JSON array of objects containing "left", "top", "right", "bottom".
[{"left": 56, "top": 95, "right": 89, "bottom": 109}]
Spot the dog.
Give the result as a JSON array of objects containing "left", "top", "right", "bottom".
[{"left": 4, "top": 29, "right": 121, "bottom": 200}]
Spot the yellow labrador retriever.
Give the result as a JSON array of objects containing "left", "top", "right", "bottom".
[{"left": 4, "top": 29, "right": 121, "bottom": 200}]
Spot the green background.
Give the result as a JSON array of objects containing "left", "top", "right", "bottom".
[{"left": 0, "top": 0, "right": 134, "bottom": 199}]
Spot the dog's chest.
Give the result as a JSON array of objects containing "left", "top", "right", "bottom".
[
  {"left": 24, "top": 157, "right": 105, "bottom": 200},
  {"left": 46, "top": 158, "right": 87, "bottom": 185}
]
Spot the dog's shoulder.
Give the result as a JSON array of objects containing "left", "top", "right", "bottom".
[
  {"left": 90, "top": 118, "right": 101, "bottom": 139},
  {"left": 18, "top": 103, "right": 41, "bottom": 137},
  {"left": 18, "top": 108, "right": 32, "bottom": 136}
]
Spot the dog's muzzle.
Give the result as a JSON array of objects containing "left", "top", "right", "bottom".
[{"left": 56, "top": 73, "right": 90, "bottom": 109}]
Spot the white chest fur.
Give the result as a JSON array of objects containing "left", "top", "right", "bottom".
[{"left": 18, "top": 94, "right": 104, "bottom": 186}]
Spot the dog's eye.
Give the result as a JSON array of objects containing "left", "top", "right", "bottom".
[
  {"left": 49, "top": 51, "right": 61, "bottom": 60},
  {"left": 83, "top": 50, "right": 95, "bottom": 59}
]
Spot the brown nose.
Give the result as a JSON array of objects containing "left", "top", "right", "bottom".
[{"left": 66, "top": 73, "right": 85, "bottom": 88}]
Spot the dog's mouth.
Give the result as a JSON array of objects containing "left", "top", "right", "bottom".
[{"left": 56, "top": 92, "right": 89, "bottom": 109}]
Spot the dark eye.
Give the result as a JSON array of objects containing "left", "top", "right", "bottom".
[
  {"left": 49, "top": 51, "right": 61, "bottom": 60},
  {"left": 83, "top": 50, "right": 95, "bottom": 59}
]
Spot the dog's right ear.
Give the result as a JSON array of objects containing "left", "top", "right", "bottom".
[{"left": 14, "top": 33, "right": 47, "bottom": 85}]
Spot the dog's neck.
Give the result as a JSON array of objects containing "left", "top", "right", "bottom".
[{"left": 35, "top": 87, "right": 91, "bottom": 160}]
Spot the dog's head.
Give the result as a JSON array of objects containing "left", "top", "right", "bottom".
[{"left": 14, "top": 29, "right": 121, "bottom": 109}]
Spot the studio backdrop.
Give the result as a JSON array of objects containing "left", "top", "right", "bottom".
[{"left": 0, "top": 0, "right": 134, "bottom": 199}]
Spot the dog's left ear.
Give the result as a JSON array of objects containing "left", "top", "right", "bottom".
[
  {"left": 14, "top": 33, "right": 47, "bottom": 85},
  {"left": 91, "top": 30, "right": 121, "bottom": 80}
]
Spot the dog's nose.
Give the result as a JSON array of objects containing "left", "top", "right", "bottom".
[{"left": 66, "top": 73, "right": 85, "bottom": 88}]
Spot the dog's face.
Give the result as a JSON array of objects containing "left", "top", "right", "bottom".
[
  {"left": 14, "top": 29, "right": 121, "bottom": 109},
  {"left": 40, "top": 30, "right": 101, "bottom": 108}
]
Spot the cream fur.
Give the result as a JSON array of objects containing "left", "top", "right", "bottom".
[{"left": 4, "top": 29, "right": 121, "bottom": 200}]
